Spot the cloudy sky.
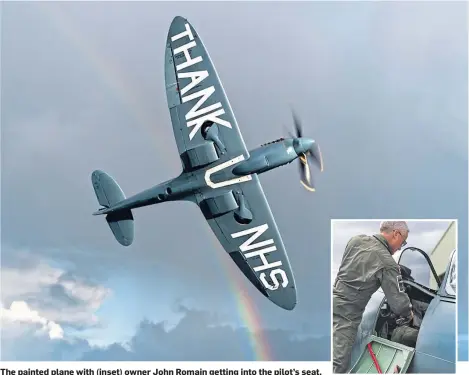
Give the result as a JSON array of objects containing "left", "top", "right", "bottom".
[
  {"left": 332, "top": 220, "right": 454, "bottom": 287},
  {"left": 1, "top": 2, "right": 467, "bottom": 361}
]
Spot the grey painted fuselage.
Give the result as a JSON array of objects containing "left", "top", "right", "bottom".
[{"left": 93, "top": 137, "right": 313, "bottom": 216}]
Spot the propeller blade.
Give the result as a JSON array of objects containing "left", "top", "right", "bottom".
[
  {"left": 291, "top": 109, "right": 303, "bottom": 138},
  {"left": 289, "top": 107, "right": 322, "bottom": 192},
  {"left": 309, "top": 143, "right": 324, "bottom": 172},
  {"left": 298, "top": 153, "right": 315, "bottom": 192}
]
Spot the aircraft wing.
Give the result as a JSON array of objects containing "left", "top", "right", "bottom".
[
  {"left": 165, "top": 16, "right": 250, "bottom": 167},
  {"left": 198, "top": 173, "right": 297, "bottom": 311},
  {"left": 165, "top": 17, "right": 296, "bottom": 310}
]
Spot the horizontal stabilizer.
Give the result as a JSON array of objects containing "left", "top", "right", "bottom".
[
  {"left": 92, "top": 170, "right": 125, "bottom": 207},
  {"left": 106, "top": 209, "right": 134, "bottom": 246},
  {"left": 91, "top": 170, "right": 134, "bottom": 246}
]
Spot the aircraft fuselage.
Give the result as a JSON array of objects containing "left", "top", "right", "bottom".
[
  {"left": 93, "top": 137, "right": 313, "bottom": 216},
  {"left": 233, "top": 138, "right": 301, "bottom": 176}
]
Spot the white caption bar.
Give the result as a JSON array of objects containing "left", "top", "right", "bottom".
[{"left": 0, "top": 363, "right": 330, "bottom": 375}]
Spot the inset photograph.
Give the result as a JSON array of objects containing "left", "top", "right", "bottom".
[{"left": 331, "top": 220, "right": 457, "bottom": 374}]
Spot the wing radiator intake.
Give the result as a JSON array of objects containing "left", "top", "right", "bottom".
[{"left": 91, "top": 170, "right": 134, "bottom": 246}]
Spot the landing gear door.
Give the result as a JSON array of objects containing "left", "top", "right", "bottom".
[{"left": 349, "top": 335, "right": 415, "bottom": 374}]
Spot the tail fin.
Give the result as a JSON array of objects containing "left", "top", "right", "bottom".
[{"left": 91, "top": 170, "right": 134, "bottom": 246}]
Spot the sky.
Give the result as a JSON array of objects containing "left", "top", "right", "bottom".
[{"left": 1, "top": 1, "right": 467, "bottom": 361}]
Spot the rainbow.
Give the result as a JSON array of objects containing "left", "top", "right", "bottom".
[
  {"left": 35, "top": 2, "right": 178, "bottom": 171},
  {"left": 208, "top": 232, "right": 274, "bottom": 361},
  {"left": 38, "top": 3, "right": 273, "bottom": 361}
]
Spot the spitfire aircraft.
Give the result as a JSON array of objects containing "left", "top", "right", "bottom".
[{"left": 91, "top": 16, "right": 323, "bottom": 311}]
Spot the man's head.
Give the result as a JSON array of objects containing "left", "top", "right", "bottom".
[{"left": 380, "top": 221, "right": 409, "bottom": 253}]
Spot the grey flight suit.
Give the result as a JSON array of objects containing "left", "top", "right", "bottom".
[{"left": 332, "top": 234, "right": 412, "bottom": 373}]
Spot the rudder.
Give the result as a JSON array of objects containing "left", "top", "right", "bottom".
[{"left": 91, "top": 170, "right": 134, "bottom": 246}]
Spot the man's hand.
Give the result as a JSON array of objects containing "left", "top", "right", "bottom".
[{"left": 396, "top": 310, "right": 414, "bottom": 326}]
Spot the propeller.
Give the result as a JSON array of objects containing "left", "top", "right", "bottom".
[{"left": 290, "top": 110, "right": 323, "bottom": 192}]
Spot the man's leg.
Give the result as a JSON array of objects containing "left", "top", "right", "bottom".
[{"left": 333, "top": 313, "right": 357, "bottom": 373}]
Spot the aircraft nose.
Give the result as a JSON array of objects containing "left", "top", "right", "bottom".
[{"left": 294, "top": 138, "right": 314, "bottom": 155}]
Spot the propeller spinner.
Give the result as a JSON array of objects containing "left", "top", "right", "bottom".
[{"left": 290, "top": 110, "right": 323, "bottom": 192}]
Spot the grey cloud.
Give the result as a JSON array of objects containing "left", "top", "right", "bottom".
[
  {"left": 1, "top": 250, "right": 110, "bottom": 329},
  {"left": 1, "top": 305, "right": 330, "bottom": 361},
  {"left": 2, "top": 0, "right": 467, "bottom": 360},
  {"left": 1, "top": 324, "right": 91, "bottom": 361},
  {"left": 80, "top": 306, "right": 330, "bottom": 361}
]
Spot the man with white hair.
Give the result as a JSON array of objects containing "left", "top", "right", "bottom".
[{"left": 332, "top": 221, "right": 414, "bottom": 373}]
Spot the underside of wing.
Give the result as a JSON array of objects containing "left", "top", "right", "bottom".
[
  {"left": 196, "top": 175, "right": 297, "bottom": 310},
  {"left": 165, "top": 16, "right": 250, "bottom": 171}
]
